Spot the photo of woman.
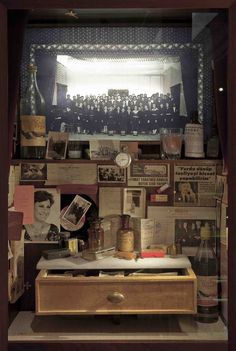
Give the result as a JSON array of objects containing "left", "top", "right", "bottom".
[{"left": 24, "top": 189, "right": 60, "bottom": 241}]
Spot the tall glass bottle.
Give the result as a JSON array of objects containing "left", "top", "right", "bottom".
[
  {"left": 194, "top": 222, "right": 218, "bottom": 323},
  {"left": 117, "top": 215, "right": 134, "bottom": 252},
  {"left": 20, "top": 64, "right": 46, "bottom": 159}
]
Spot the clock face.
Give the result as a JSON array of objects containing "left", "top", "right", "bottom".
[{"left": 115, "top": 152, "right": 132, "bottom": 168}]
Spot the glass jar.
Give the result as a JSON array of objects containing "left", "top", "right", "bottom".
[{"left": 117, "top": 215, "right": 134, "bottom": 252}]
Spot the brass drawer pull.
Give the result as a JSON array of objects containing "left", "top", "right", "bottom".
[{"left": 107, "top": 292, "right": 125, "bottom": 304}]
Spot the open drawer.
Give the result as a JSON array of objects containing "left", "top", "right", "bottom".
[{"left": 35, "top": 268, "right": 197, "bottom": 315}]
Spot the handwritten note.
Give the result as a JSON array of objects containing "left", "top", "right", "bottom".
[{"left": 13, "top": 185, "right": 34, "bottom": 224}]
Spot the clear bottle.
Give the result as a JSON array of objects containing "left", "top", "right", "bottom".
[
  {"left": 20, "top": 64, "right": 46, "bottom": 159},
  {"left": 194, "top": 222, "right": 218, "bottom": 323},
  {"left": 184, "top": 110, "right": 205, "bottom": 158},
  {"left": 117, "top": 215, "right": 134, "bottom": 252}
]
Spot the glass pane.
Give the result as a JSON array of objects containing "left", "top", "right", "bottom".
[{"left": 8, "top": 8, "right": 228, "bottom": 345}]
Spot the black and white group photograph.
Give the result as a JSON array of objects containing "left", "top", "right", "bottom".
[
  {"left": 175, "top": 219, "right": 215, "bottom": 247},
  {"left": 34, "top": 51, "right": 196, "bottom": 140},
  {"left": 98, "top": 165, "right": 126, "bottom": 183}
]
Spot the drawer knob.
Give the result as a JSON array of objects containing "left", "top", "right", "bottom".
[{"left": 107, "top": 292, "right": 125, "bottom": 304}]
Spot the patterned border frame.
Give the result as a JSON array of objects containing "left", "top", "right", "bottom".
[{"left": 29, "top": 43, "right": 204, "bottom": 121}]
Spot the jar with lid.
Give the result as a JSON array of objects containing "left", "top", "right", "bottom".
[{"left": 117, "top": 215, "right": 134, "bottom": 252}]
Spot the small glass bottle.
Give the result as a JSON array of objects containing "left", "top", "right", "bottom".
[
  {"left": 94, "top": 219, "right": 104, "bottom": 250},
  {"left": 184, "top": 110, "right": 205, "bottom": 158},
  {"left": 88, "top": 219, "right": 104, "bottom": 251},
  {"left": 117, "top": 215, "right": 134, "bottom": 252},
  {"left": 20, "top": 64, "right": 46, "bottom": 159},
  {"left": 193, "top": 222, "right": 218, "bottom": 323},
  {"left": 58, "top": 231, "right": 70, "bottom": 249}
]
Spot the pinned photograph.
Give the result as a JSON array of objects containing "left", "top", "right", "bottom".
[
  {"left": 123, "top": 188, "right": 146, "bottom": 218},
  {"left": 24, "top": 188, "right": 60, "bottom": 242},
  {"left": 61, "top": 195, "right": 92, "bottom": 227},
  {"left": 98, "top": 165, "right": 126, "bottom": 183},
  {"left": 20, "top": 163, "right": 47, "bottom": 181},
  {"left": 46, "top": 131, "right": 69, "bottom": 160}
]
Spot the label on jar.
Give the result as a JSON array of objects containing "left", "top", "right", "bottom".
[
  {"left": 197, "top": 275, "right": 218, "bottom": 307},
  {"left": 184, "top": 124, "right": 205, "bottom": 158},
  {"left": 117, "top": 230, "right": 134, "bottom": 252},
  {"left": 21, "top": 115, "right": 46, "bottom": 147}
]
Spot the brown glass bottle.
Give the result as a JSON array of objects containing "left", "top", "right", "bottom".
[
  {"left": 117, "top": 215, "right": 134, "bottom": 252},
  {"left": 20, "top": 64, "right": 46, "bottom": 159},
  {"left": 193, "top": 222, "right": 218, "bottom": 323}
]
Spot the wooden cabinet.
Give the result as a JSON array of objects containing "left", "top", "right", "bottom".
[{"left": 1, "top": 2, "right": 235, "bottom": 351}]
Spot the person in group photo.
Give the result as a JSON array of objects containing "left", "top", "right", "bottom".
[{"left": 24, "top": 190, "right": 60, "bottom": 241}]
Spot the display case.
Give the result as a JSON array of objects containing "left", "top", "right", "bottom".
[{"left": 0, "top": 2, "right": 235, "bottom": 351}]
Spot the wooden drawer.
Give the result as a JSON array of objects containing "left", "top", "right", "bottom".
[{"left": 35, "top": 268, "right": 197, "bottom": 315}]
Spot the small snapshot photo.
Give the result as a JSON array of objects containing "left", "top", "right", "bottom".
[
  {"left": 123, "top": 188, "right": 146, "bottom": 218},
  {"left": 46, "top": 131, "right": 69, "bottom": 160},
  {"left": 62, "top": 195, "right": 92, "bottom": 226},
  {"left": 98, "top": 165, "right": 126, "bottom": 183},
  {"left": 174, "top": 181, "right": 198, "bottom": 204},
  {"left": 175, "top": 219, "right": 216, "bottom": 247},
  {"left": 20, "top": 163, "right": 47, "bottom": 181}
]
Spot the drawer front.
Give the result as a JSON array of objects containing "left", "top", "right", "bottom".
[{"left": 36, "top": 272, "right": 196, "bottom": 315}]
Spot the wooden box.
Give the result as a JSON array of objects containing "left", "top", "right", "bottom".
[{"left": 35, "top": 268, "right": 197, "bottom": 315}]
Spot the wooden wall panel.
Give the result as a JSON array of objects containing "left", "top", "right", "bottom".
[
  {"left": 0, "top": 4, "right": 8, "bottom": 351},
  {"left": 228, "top": 1, "right": 236, "bottom": 350}
]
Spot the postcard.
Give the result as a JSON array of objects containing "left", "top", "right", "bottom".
[
  {"left": 90, "top": 140, "right": 120, "bottom": 160},
  {"left": 46, "top": 163, "right": 97, "bottom": 185}
]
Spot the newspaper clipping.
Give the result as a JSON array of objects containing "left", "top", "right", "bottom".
[
  {"left": 128, "top": 163, "right": 170, "bottom": 187},
  {"left": 174, "top": 164, "right": 216, "bottom": 206},
  {"left": 147, "top": 206, "right": 216, "bottom": 256}
]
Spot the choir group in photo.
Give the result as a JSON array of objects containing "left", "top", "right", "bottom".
[{"left": 49, "top": 90, "right": 181, "bottom": 135}]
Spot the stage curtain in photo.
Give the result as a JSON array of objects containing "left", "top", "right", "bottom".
[
  {"left": 180, "top": 50, "right": 198, "bottom": 118},
  {"left": 210, "top": 14, "right": 228, "bottom": 170},
  {"left": 8, "top": 10, "right": 28, "bottom": 165},
  {"left": 36, "top": 53, "right": 57, "bottom": 130}
]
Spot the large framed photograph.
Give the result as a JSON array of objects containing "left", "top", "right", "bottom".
[
  {"left": 123, "top": 188, "right": 146, "bottom": 218},
  {"left": 21, "top": 33, "right": 211, "bottom": 141},
  {"left": 98, "top": 165, "right": 126, "bottom": 184}
]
